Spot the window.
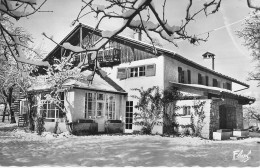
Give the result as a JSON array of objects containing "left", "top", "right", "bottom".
[
  {"left": 205, "top": 76, "right": 209, "bottom": 86},
  {"left": 178, "top": 67, "right": 184, "bottom": 83},
  {"left": 20, "top": 100, "right": 28, "bottom": 115},
  {"left": 130, "top": 67, "right": 138, "bottom": 77},
  {"left": 139, "top": 66, "right": 146, "bottom": 76},
  {"left": 187, "top": 70, "right": 191, "bottom": 84},
  {"left": 226, "top": 82, "right": 232, "bottom": 90},
  {"left": 125, "top": 101, "right": 133, "bottom": 129},
  {"left": 198, "top": 73, "right": 203, "bottom": 85},
  {"left": 130, "top": 66, "right": 145, "bottom": 77},
  {"left": 40, "top": 92, "right": 64, "bottom": 119},
  {"left": 96, "top": 93, "right": 104, "bottom": 117},
  {"left": 213, "top": 78, "right": 218, "bottom": 87},
  {"left": 183, "top": 106, "right": 191, "bottom": 116},
  {"left": 117, "top": 64, "right": 155, "bottom": 79},
  {"left": 40, "top": 100, "right": 63, "bottom": 119},
  {"left": 85, "top": 92, "right": 116, "bottom": 119},
  {"left": 85, "top": 93, "right": 96, "bottom": 119},
  {"left": 106, "top": 95, "right": 116, "bottom": 119}
]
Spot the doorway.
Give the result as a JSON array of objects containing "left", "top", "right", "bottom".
[{"left": 219, "top": 105, "right": 236, "bottom": 129}]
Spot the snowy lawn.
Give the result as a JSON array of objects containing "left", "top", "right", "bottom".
[{"left": 0, "top": 123, "right": 260, "bottom": 167}]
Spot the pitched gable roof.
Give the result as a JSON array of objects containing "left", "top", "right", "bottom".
[
  {"left": 43, "top": 23, "right": 249, "bottom": 88},
  {"left": 28, "top": 70, "right": 126, "bottom": 94}
]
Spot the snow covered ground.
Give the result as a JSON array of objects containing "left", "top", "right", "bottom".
[{"left": 0, "top": 122, "right": 260, "bottom": 167}]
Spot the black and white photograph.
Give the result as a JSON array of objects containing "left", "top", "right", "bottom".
[{"left": 0, "top": 0, "right": 260, "bottom": 167}]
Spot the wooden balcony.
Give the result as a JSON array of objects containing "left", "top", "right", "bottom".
[{"left": 72, "top": 48, "right": 121, "bottom": 70}]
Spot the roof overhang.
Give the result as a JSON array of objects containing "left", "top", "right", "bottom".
[
  {"left": 169, "top": 81, "right": 255, "bottom": 105},
  {"left": 28, "top": 84, "right": 127, "bottom": 95}
]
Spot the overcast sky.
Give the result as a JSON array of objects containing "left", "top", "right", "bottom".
[{"left": 15, "top": 0, "right": 259, "bottom": 107}]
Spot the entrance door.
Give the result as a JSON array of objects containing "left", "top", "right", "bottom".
[
  {"left": 219, "top": 105, "right": 227, "bottom": 129},
  {"left": 125, "top": 101, "right": 133, "bottom": 133}
]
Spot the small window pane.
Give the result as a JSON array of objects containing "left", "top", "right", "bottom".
[
  {"left": 97, "top": 94, "right": 104, "bottom": 100},
  {"left": 139, "top": 66, "right": 145, "bottom": 76}
]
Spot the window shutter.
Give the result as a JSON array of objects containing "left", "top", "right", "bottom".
[
  {"left": 226, "top": 82, "right": 232, "bottom": 90},
  {"left": 117, "top": 68, "right": 127, "bottom": 79},
  {"left": 223, "top": 83, "right": 226, "bottom": 89},
  {"left": 187, "top": 70, "right": 191, "bottom": 84},
  {"left": 213, "top": 79, "right": 218, "bottom": 87},
  {"left": 205, "top": 76, "right": 209, "bottom": 86},
  {"left": 145, "top": 64, "right": 156, "bottom": 77}
]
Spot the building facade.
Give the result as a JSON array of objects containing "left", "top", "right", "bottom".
[{"left": 23, "top": 23, "right": 255, "bottom": 138}]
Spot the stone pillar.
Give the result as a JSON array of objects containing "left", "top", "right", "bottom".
[{"left": 236, "top": 104, "right": 243, "bottom": 129}]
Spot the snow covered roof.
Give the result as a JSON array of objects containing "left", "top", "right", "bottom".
[
  {"left": 43, "top": 23, "right": 249, "bottom": 88},
  {"left": 28, "top": 71, "right": 126, "bottom": 94},
  {"left": 169, "top": 81, "right": 255, "bottom": 105}
]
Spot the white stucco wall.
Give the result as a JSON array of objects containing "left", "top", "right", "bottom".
[
  {"left": 163, "top": 56, "right": 232, "bottom": 90},
  {"left": 104, "top": 56, "right": 165, "bottom": 133},
  {"left": 67, "top": 88, "right": 127, "bottom": 132},
  {"left": 171, "top": 99, "right": 211, "bottom": 138}
]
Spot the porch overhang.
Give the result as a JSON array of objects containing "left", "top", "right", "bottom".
[{"left": 169, "top": 81, "right": 255, "bottom": 105}]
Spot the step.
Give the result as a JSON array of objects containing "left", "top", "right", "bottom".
[{"left": 230, "top": 136, "right": 248, "bottom": 140}]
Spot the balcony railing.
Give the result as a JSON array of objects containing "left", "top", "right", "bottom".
[
  {"left": 72, "top": 48, "right": 121, "bottom": 68},
  {"left": 97, "top": 48, "right": 121, "bottom": 67}
]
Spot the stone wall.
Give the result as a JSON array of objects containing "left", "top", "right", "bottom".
[{"left": 209, "top": 98, "right": 243, "bottom": 139}]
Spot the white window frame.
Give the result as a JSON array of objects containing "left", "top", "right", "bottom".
[
  {"left": 183, "top": 106, "right": 191, "bottom": 116},
  {"left": 129, "top": 66, "right": 146, "bottom": 78},
  {"left": 125, "top": 101, "right": 133, "bottom": 129},
  {"left": 106, "top": 94, "right": 116, "bottom": 120},
  {"left": 40, "top": 92, "right": 64, "bottom": 120},
  {"left": 85, "top": 92, "right": 116, "bottom": 119}
]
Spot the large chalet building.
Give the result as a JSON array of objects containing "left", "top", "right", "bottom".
[{"left": 20, "top": 23, "right": 255, "bottom": 139}]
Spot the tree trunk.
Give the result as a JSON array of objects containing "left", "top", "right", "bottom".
[
  {"left": 27, "top": 95, "right": 35, "bottom": 131},
  {"left": 2, "top": 103, "right": 7, "bottom": 122},
  {"left": 7, "top": 87, "right": 16, "bottom": 123}
]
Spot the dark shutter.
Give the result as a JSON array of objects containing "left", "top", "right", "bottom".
[
  {"left": 187, "top": 70, "right": 191, "bottom": 84},
  {"left": 145, "top": 64, "right": 156, "bottom": 77},
  {"left": 213, "top": 79, "right": 218, "bottom": 87},
  {"left": 205, "top": 76, "right": 209, "bottom": 86},
  {"left": 178, "top": 67, "right": 182, "bottom": 83},
  {"left": 117, "top": 68, "right": 127, "bottom": 79},
  {"left": 226, "top": 83, "right": 232, "bottom": 90},
  {"left": 181, "top": 70, "right": 185, "bottom": 83},
  {"left": 198, "top": 73, "right": 202, "bottom": 85},
  {"left": 223, "top": 83, "right": 226, "bottom": 89}
]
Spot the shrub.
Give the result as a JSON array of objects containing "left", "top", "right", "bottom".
[{"left": 140, "top": 125, "right": 152, "bottom": 134}]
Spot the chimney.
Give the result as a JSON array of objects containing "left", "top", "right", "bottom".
[{"left": 134, "top": 30, "right": 142, "bottom": 41}]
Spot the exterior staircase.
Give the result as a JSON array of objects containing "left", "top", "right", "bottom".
[
  {"left": 11, "top": 91, "right": 27, "bottom": 127},
  {"left": 18, "top": 114, "right": 27, "bottom": 127}
]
